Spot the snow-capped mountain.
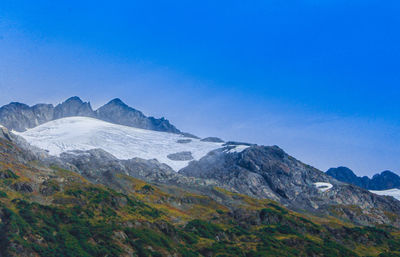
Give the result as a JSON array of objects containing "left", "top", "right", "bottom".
[
  {"left": 14, "top": 116, "right": 228, "bottom": 171},
  {"left": 3, "top": 97, "right": 400, "bottom": 229}
]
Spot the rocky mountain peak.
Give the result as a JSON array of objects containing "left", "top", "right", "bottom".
[
  {"left": 326, "top": 166, "right": 359, "bottom": 181},
  {"left": 6, "top": 102, "right": 30, "bottom": 108},
  {"left": 64, "top": 96, "right": 84, "bottom": 103},
  {"left": 96, "top": 98, "right": 181, "bottom": 133},
  {"left": 106, "top": 98, "right": 128, "bottom": 107},
  {"left": 54, "top": 96, "right": 94, "bottom": 119},
  {"left": 375, "top": 170, "right": 397, "bottom": 178}
]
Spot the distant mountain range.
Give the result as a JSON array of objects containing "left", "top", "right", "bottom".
[
  {"left": 0, "top": 96, "right": 182, "bottom": 134},
  {"left": 326, "top": 166, "right": 400, "bottom": 190}
]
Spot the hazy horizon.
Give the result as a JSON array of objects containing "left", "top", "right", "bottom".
[{"left": 1, "top": 1, "right": 399, "bottom": 176}]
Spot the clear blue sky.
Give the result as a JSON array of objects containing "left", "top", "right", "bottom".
[{"left": 0, "top": 0, "right": 399, "bottom": 176}]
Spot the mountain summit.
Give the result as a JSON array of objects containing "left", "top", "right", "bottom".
[{"left": 95, "top": 98, "right": 180, "bottom": 133}]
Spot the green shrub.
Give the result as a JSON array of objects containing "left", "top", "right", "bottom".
[
  {"left": 185, "top": 219, "right": 223, "bottom": 239},
  {"left": 0, "top": 191, "right": 7, "bottom": 197}
]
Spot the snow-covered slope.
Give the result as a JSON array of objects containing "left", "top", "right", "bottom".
[
  {"left": 370, "top": 189, "right": 400, "bottom": 201},
  {"left": 15, "top": 117, "right": 228, "bottom": 171}
]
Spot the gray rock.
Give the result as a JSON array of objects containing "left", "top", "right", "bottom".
[
  {"left": 0, "top": 102, "right": 39, "bottom": 132},
  {"left": 11, "top": 182, "right": 33, "bottom": 193},
  {"left": 53, "top": 96, "right": 95, "bottom": 119},
  {"left": 176, "top": 139, "right": 192, "bottom": 144},
  {"left": 167, "top": 151, "right": 194, "bottom": 161},
  {"left": 180, "top": 132, "right": 200, "bottom": 139},
  {"left": 200, "top": 137, "right": 224, "bottom": 143},
  {"left": 95, "top": 98, "right": 180, "bottom": 133},
  {"left": 0, "top": 125, "right": 12, "bottom": 141},
  {"left": 223, "top": 141, "right": 255, "bottom": 146}
]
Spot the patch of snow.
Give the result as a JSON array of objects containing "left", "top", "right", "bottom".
[
  {"left": 370, "top": 189, "right": 400, "bottom": 201},
  {"left": 314, "top": 182, "right": 333, "bottom": 192},
  {"left": 224, "top": 145, "right": 250, "bottom": 153},
  {"left": 14, "top": 116, "right": 224, "bottom": 171}
]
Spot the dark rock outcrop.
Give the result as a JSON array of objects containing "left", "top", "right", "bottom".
[
  {"left": 176, "top": 139, "right": 192, "bottom": 144},
  {"left": 0, "top": 125, "right": 12, "bottom": 141},
  {"left": 167, "top": 151, "right": 194, "bottom": 161},
  {"left": 200, "top": 137, "right": 224, "bottom": 143},
  {"left": 223, "top": 141, "right": 255, "bottom": 146}
]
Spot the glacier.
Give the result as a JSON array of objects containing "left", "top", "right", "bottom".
[{"left": 14, "top": 116, "right": 229, "bottom": 171}]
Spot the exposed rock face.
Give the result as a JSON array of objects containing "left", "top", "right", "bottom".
[
  {"left": 327, "top": 167, "right": 400, "bottom": 190},
  {"left": 31, "top": 104, "right": 55, "bottom": 125},
  {"left": 179, "top": 146, "right": 336, "bottom": 204},
  {"left": 167, "top": 151, "right": 194, "bottom": 161},
  {"left": 0, "top": 102, "right": 41, "bottom": 131},
  {"left": 0, "top": 97, "right": 182, "bottom": 134},
  {"left": 59, "top": 148, "right": 172, "bottom": 181},
  {"left": 200, "top": 137, "right": 224, "bottom": 143},
  {"left": 95, "top": 98, "right": 180, "bottom": 133},
  {"left": 176, "top": 139, "right": 192, "bottom": 144},
  {"left": 57, "top": 149, "right": 220, "bottom": 194},
  {"left": 223, "top": 141, "right": 255, "bottom": 146},
  {"left": 53, "top": 96, "right": 95, "bottom": 119},
  {"left": 0, "top": 125, "right": 12, "bottom": 141}
]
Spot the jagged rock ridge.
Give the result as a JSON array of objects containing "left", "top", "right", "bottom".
[
  {"left": 327, "top": 166, "right": 400, "bottom": 190},
  {"left": 0, "top": 96, "right": 181, "bottom": 134}
]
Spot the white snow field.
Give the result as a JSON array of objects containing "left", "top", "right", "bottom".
[
  {"left": 370, "top": 189, "right": 400, "bottom": 201},
  {"left": 14, "top": 116, "right": 231, "bottom": 171},
  {"left": 314, "top": 182, "right": 333, "bottom": 192}
]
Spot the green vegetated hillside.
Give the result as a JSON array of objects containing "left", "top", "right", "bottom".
[{"left": 0, "top": 138, "right": 400, "bottom": 257}]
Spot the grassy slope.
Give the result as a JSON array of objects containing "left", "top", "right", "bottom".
[{"left": 0, "top": 138, "right": 400, "bottom": 256}]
